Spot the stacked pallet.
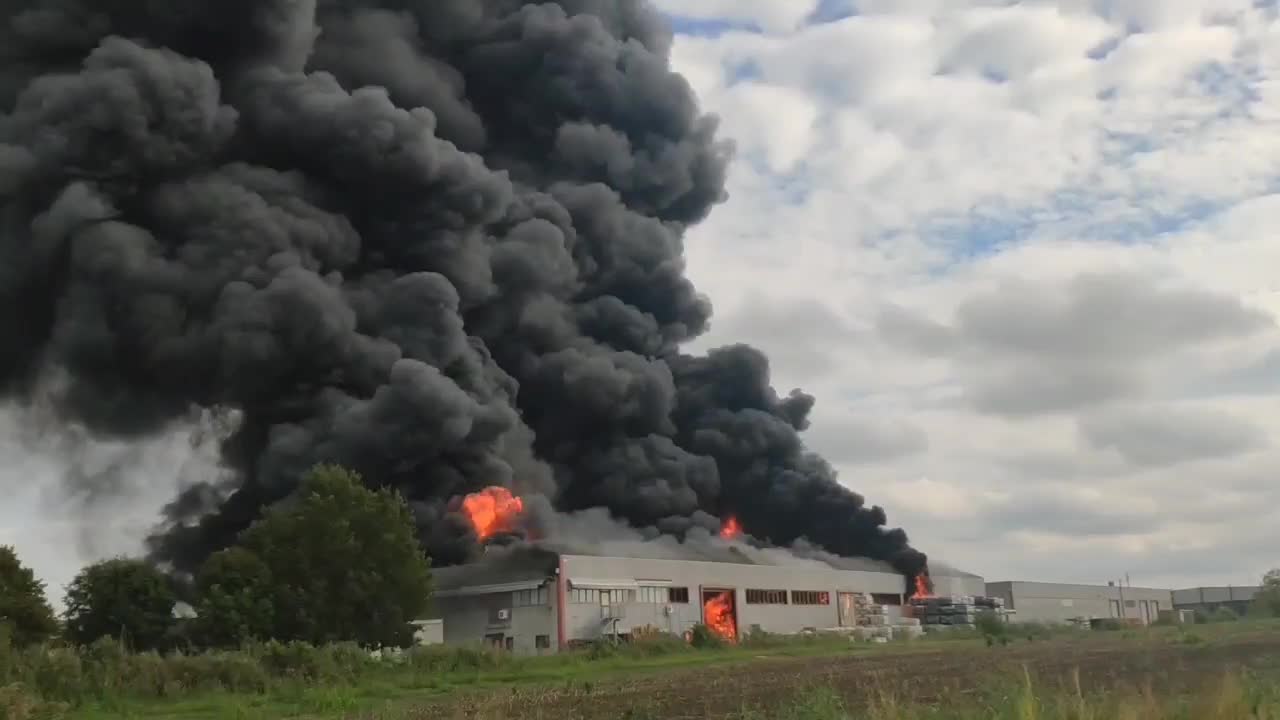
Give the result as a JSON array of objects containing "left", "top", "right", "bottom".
[
  {"left": 853, "top": 593, "right": 890, "bottom": 627},
  {"left": 848, "top": 593, "right": 925, "bottom": 641},
  {"left": 910, "top": 595, "right": 1009, "bottom": 629}
]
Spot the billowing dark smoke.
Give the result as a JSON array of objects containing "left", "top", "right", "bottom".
[{"left": 0, "top": 0, "right": 926, "bottom": 578}]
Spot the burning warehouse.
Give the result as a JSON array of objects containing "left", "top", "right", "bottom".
[
  {"left": 430, "top": 546, "right": 985, "bottom": 653},
  {"left": 0, "top": 0, "right": 952, "bottom": 640},
  {"left": 426, "top": 489, "right": 985, "bottom": 654}
]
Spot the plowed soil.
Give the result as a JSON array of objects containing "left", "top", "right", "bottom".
[{"left": 420, "top": 628, "right": 1280, "bottom": 719}]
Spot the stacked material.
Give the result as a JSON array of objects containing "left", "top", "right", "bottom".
[
  {"left": 974, "top": 596, "right": 1006, "bottom": 611},
  {"left": 910, "top": 595, "right": 1010, "bottom": 629},
  {"left": 848, "top": 593, "right": 926, "bottom": 641},
  {"left": 853, "top": 593, "right": 890, "bottom": 627}
]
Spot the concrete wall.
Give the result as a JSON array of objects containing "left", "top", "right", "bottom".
[
  {"left": 987, "top": 581, "right": 1173, "bottom": 625},
  {"left": 411, "top": 619, "right": 443, "bottom": 646},
  {"left": 434, "top": 553, "right": 987, "bottom": 652},
  {"left": 560, "top": 554, "right": 913, "bottom": 641},
  {"left": 436, "top": 584, "right": 558, "bottom": 655},
  {"left": 1172, "top": 587, "right": 1260, "bottom": 617},
  {"left": 932, "top": 574, "right": 986, "bottom": 598}
]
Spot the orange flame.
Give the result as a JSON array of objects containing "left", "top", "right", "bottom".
[
  {"left": 719, "top": 515, "right": 743, "bottom": 540},
  {"left": 911, "top": 573, "right": 933, "bottom": 600},
  {"left": 703, "top": 590, "right": 738, "bottom": 642},
  {"left": 461, "top": 487, "right": 524, "bottom": 540}
]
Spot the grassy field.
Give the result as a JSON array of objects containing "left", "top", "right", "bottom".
[{"left": 3, "top": 621, "right": 1278, "bottom": 719}]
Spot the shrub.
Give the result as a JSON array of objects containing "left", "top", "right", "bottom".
[
  {"left": 687, "top": 624, "right": 726, "bottom": 650},
  {"left": 626, "top": 628, "right": 690, "bottom": 657},
  {"left": 1209, "top": 607, "right": 1240, "bottom": 623},
  {"left": 407, "top": 645, "right": 509, "bottom": 674},
  {"left": 0, "top": 683, "right": 68, "bottom": 720},
  {"left": 974, "top": 611, "right": 1008, "bottom": 646}
]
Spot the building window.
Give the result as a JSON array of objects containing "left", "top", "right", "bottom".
[
  {"left": 871, "top": 593, "right": 901, "bottom": 606},
  {"left": 669, "top": 587, "right": 690, "bottom": 604},
  {"left": 1125, "top": 600, "right": 1137, "bottom": 608},
  {"left": 504, "top": 637, "right": 514, "bottom": 651},
  {"left": 512, "top": 586, "right": 549, "bottom": 607},
  {"left": 599, "top": 589, "right": 634, "bottom": 604},
  {"left": 637, "top": 586, "right": 663, "bottom": 603},
  {"left": 792, "top": 591, "right": 830, "bottom": 606},
  {"left": 535, "top": 635, "right": 551, "bottom": 649},
  {"left": 571, "top": 588, "right": 636, "bottom": 603},
  {"left": 746, "top": 589, "right": 788, "bottom": 604}
]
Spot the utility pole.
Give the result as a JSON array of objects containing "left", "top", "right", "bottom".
[{"left": 1117, "top": 576, "right": 1126, "bottom": 619}]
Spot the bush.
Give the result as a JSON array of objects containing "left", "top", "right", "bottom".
[
  {"left": 0, "top": 683, "right": 68, "bottom": 720},
  {"left": 687, "top": 624, "right": 726, "bottom": 650},
  {"left": 407, "top": 645, "right": 509, "bottom": 674},
  {"left": 625, "top": 627, "right": 690, "bottom": 657},
  {"left": 1210, "top": 607, "right": 1240, "bottom": 623},
  {"left": 974, "top": 611, "right": 1008, "bottom": 646},
  {"left": 248, "top": 641, "right": 373, "bottom": 682}
]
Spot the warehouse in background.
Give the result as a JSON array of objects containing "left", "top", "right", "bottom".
[
  {"left": 428, "top": 546, "right": 985, "bottom": 655},
  {"left": 1173, "top": 586, "right": 1262, "bottom": 618},
  {"left": 984, "top": 581, "right": 1173, "bottom": 626}
]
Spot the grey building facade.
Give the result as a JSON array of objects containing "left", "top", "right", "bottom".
[
  {"left": 431, "top": 547, "right": 983, "bottom": 654},
  {"left": 1172, "top": 586, "right": 1261, "bottom": 617},
  {"left": 985, "top": 581, "right": 1172, "bottom": 625}
]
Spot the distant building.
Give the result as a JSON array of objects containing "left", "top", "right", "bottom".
[
  {"left": 985, "top": 581, "right": 1172, "bottom": 625},
  {"left": 410, "top": 619, "right": 444, "bottom": 646},
  {"left": 1172, "top": 586, "right": 1261, "bottom": 617},
  {"left": 428, "top": 546, "right": 984, "bottom": 655}
]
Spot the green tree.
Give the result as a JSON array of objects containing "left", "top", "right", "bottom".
[
  {"left": 62, "top": 558, "right": 176, "bottom": 651},
  {"left": 1252, "top": 569, "right": 1280, "bottom": 618},
  {"left": 0, "top": 546, "right": 59, "bottom": 647},
  {"left": 216, "top": 464, "right": 432, "bottom": 647},
  {"left": 191, "top": 547, "right": 275, "bottom": 648}
]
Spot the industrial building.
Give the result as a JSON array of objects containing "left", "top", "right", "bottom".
[
  {"left": 1173, "top": 586, "right": 1262, "bottom": 617},
  {"left": 430, "top": 545, "right": 984, "bottom": 654},
  {"left": 984, "top": 581, "right": 1173, "bottom": 625}
]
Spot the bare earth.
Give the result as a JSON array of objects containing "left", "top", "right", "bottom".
[{"left": 418, "top": 629, "right": 1280, "bottom": 719}]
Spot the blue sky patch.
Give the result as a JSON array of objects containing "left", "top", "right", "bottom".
[{"left": 667, "top": 15, "right": 761, "bottom": 37}]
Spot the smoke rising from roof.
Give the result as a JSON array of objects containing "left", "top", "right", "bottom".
[{"left": 0, "top": 0, "right": 925, "bottom": 578}]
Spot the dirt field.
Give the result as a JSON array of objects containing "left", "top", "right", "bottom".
[{"left": 421, "top": 628, "right": 1280, "bottom": 719}]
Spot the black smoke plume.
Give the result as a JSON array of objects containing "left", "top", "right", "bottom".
[{"left": 0, "top": 0, "right": 926, "bottom": 578}]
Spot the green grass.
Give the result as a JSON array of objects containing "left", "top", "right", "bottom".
[
  {"left": 4, "top": 633, "right": 886, "bottom": 719},
  {"left": 3, "top": 619, "right": 1277, "bottom": 719}
]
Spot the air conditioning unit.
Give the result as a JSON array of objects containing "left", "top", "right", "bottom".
[{"left": 496, "top": 609, "right": 511, "bottom": 621}]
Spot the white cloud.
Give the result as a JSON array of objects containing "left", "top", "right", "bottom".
[{"left": 677, "top": 0, "right": 1280, "bottom": 588}]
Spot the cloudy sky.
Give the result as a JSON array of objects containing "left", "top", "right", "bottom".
[
  {"left": 668, "top": 0, "right": 1280, "bottom": 588},
  {"left": 3, "top": 0, "right": 1277, "bottom": 599}
]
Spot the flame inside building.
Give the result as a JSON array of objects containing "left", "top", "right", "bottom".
[
  {"left": 719, "top": 516, "right": 743, "bottom": 540},
  {"left": 702, "top": 589, "right": 738, "bottom": 642},
  {"left": 461, "top": 487, "right": 525, "bottom": 541}
]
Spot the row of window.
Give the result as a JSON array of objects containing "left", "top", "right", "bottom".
[
  {"left": 570, "top": 586, "right": 692, "bottom": 604},
  {"left": 512, "top": 587, "right": 551, "bottom": 607},
  {"left": 520, "top": 585, "right": 835, "bottom": 606},
  {"left": 745, "top": 589, "right": 831, "bottom": 606},
  {"left": 488, "top": 635, "right": 552, "bottom": 650}
]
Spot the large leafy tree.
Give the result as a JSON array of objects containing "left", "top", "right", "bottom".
[
  {"left": 62, "top": 558, "right": 176, "bottom": 651},
  {"left": 191, "top": 547, "right": 275, "bottom": 648},
  {"left": 200, "top": 464, "right": 432, "bottom": 647},
  {"left": 0, "top": 546, "right": 59, "bottom": 646},
  {"left": 1253, "top": 568, "right": 1280, "bottom": 618}
]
